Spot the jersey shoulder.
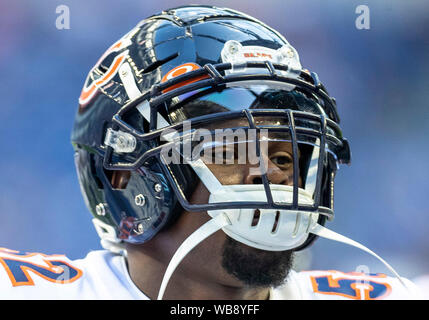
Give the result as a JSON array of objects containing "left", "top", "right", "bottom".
[
  {"left": 0, "top": 247, "right": 146, "bottom": 299},
  {"left": 412, "top": 274, "right": 429, "bottom": 299},
  {"left": 273, "top": 269, "right": 423, "bottom": 300}
]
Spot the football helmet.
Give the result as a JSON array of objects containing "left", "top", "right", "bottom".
[{"left": 71, "top": 5, "right": 405, "bottom": 299}]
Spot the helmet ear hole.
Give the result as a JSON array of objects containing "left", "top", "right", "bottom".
[{"left": 104, "top": 170, "right": 131, "bottom": 190}]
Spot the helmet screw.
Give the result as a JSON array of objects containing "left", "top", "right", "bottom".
[
  {"left": 280, "top": 46, "right": 295, "bottom": 58},
  {"left": 136, "top": 223, "right": 144, "bottom": 235},
  {"left": 117, "top": 136, "right": 126, "bottom": 148},
  {"left": 154, "top": 183, "right": 162, "bottom": 193},
  {"left": 135, "top": 194, "right": 146, "bottom": 206},
  {"left": 225, "top": 40, "right": 241, "bottom": 55},
  {"left": 121, "top": 69, "right": 128, "bottom": 77},
  {"left": 95, "top": 203, "right": 106, "bottom": 216}
]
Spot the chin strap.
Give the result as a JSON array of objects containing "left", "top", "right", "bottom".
[
  {"left": 310, "top": 224, "right": 409, "bottom": 289},
  {"left": 157, "top": 216, "right": 412, "bottom": 300},
  {"left": 157, "top": 213, "right": 231, "bottom": 300}
]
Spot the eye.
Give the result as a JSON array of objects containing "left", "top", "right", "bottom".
[{"left": 270, "top": 152, "right": 293, "bottom": 169}]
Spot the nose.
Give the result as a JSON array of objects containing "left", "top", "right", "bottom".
[{"left": 244, "top": 157, "right": 292, "bottom": 185}]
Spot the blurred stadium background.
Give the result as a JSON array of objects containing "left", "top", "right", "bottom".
[{"left": 0, "top": 0, "right": 428, "bottom": 281}]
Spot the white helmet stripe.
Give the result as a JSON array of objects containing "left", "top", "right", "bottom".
[{"left": 119, "top": 62, "right": 142, "bottom": 100}]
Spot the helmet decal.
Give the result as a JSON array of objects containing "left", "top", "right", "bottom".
[
  {"left": 161, "top": 63, "right": 209, "bottom": 93},
  {"left": 78, "top": 29, "right": 137, "bottom": 107},
  {"left": 78, "top": 50, "right": 128, "bottom": 106}
]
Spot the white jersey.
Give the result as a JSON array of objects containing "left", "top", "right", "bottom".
[
  {"left": 0, "top": 248, "right": 422, "bottom": 300},
  {"left": 412, "top": 275, "right": 429, "bottom": 299}
]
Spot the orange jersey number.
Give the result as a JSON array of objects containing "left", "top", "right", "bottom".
[
  {"left": 0, "top": 248, "right": 83, "bottom": 286},
  {"left": 310, "top": 270, "right": 392, "bottom": 300}
]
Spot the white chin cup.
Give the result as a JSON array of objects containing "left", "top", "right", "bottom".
[{"left": 207, "top": 184, "right": 318, "bottom": 251}]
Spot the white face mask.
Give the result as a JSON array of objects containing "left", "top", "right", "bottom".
[
  {"left": 208, "top": 184, "right": 318, "bottom": 251},
  {"left": 156, "top": 185, "right": 410, "bottom": 300}
]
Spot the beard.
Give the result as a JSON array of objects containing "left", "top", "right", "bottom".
[{"left": 221, "top": 236, "right": 294, "bottom": 289}]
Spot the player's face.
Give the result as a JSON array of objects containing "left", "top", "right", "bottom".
[
  {"left": 185, "top": 118, "right": 298, "bottom": 288},
  {"left": 205, "top": 139, "right": 301, "bottom": 187},
  {"left": 192, "top": 116, "right": 302, "bottom": 189}
]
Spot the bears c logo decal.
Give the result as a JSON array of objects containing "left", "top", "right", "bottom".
[
  {"left": 78, "top": 37, "right": 132, "bottom": 107},
  {"left": 78, "top": 51, "right": 128, "bottom": 106}
]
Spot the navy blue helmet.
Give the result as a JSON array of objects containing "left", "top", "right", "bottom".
[{"left": 71, "top": 5, "right": 351, "bottom": 253}]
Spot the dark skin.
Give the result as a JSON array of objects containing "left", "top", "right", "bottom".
[{"left": 121, "top": 125, "right": 300, "bottom": 300}]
